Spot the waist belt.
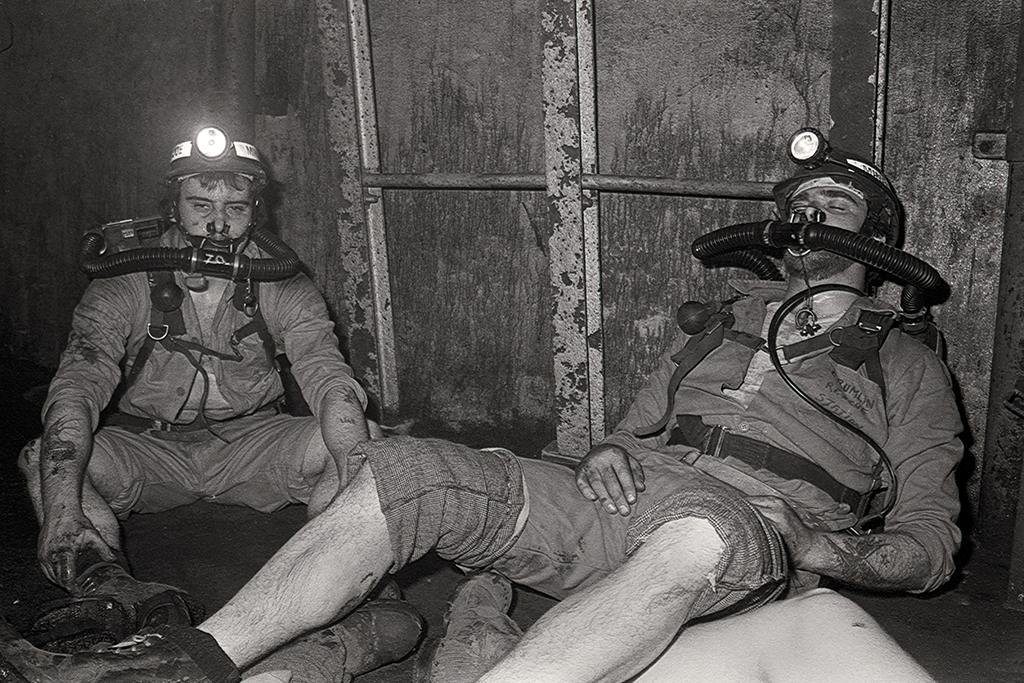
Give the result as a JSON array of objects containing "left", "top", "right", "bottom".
[
  {"left": 103, "top": 403, "right": 283, "bottom": 434},
  {"left": 668, "top": 414, "right": 867, "bottom": 510}
]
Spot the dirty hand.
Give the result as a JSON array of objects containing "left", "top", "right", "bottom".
[
  {"left": 575, "top": 444, "right": 646, "bottom": 516},
  {"left": 746, "top": 495, "right": 821, "bottom": 567},
  {"left": 38, "top": 510, "right": 114, "bottom": 590}
]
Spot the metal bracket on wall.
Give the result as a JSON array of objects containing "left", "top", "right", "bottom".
[
  {"left": 830, "top": 0, "right": 893, "bottom": 165},
  {"left": 972, "top": 132, "right": 1008, "bottom": 160}
]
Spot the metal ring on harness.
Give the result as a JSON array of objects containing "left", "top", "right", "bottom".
[
  {"left": 827, "top": 327, "right": 844, "bottom": 347},
  {"left": 147, "top": 324, "right": 169, "bottom": 341}
]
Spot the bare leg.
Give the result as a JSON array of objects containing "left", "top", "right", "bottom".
[
  {"left": 635, "top": 588, "right": 933, "bottom": 683},
  {"left": 18, "top": 439, "right": 121, "bottom": 550},
  {"left": 480, "top": 517, "right": 725, "bottom": 683},
  {"left": 199, "top": 458, "right": 394, "bottom": 669}
]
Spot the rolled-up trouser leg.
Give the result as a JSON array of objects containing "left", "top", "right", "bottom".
[
  {"left": 356, "top": 436, "right": 527, "bottom": 572},
  {"left": 492, "top": 454, "right": 788, "bottom": 623}
]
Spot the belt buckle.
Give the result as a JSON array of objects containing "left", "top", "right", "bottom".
[
  {"left": 152, "top": 420, "right": 172, "bottom": 432},
  {"left": 703, "top": 425, "right": 728, "bottom": 459}
]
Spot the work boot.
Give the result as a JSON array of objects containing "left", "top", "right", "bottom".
[
  {"left": 0, "top": 613, "right": 240, "bottom": 683},
  {"left": 416, "top": 572, "right": 523, "bottom": 683},
  {"left": 75, "top": 560, "right": 206, "bottom": 627},
  {"left": 243, "top": 598, "right": 425, "bottom": 682},
  {"left": 27, "top": 561, "right": 205, "bottom": 652}
]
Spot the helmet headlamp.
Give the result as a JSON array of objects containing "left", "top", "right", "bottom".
[
  {"left": 195, "top": 126, "right": 229, "bottom": 159},
  {"left": 788, "top": 128, "right": 830, "bottom": 168},
  {"left": 166, "top": 125, "right": 267, "bottom": 185}
]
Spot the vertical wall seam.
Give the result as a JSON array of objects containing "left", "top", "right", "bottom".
[
  {"left": 873, "top": 0, "right": 893, "bottom": 168},
  {"left": 346, "top": 0, "right": 399, "bottom": 413},
  {"left": 576, "top": 0, "right": 605, "bottom": 444}
]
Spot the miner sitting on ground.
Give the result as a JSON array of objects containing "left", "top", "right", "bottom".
[{"left": 15, "top": 123, "right": 422, "bottom": 678}]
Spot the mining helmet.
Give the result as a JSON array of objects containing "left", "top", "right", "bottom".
[
  {"left": 166, "top": 126, "right": 268, "bottom": 187},
  {"left": 772, "top": 128, "right": 903, "bottom": 245}
]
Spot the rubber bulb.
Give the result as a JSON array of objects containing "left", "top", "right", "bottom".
[
  {"left": 151, "top": 280, "right": 185, "bottom": 313},
  {"left": 677, "top": 301, "right": 714, "bottom": 334}
]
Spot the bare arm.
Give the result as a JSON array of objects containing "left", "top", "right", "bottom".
[
  {"left": 37, "top": 400, "right": 114, "bottom": 588},
  {"left": 748, "top": 496, "right": 932, "bottom": 592},
  {"left": 36, "top": 279, "right": 136, "bottom": 588},
  {"left": 800, "top": 529, "right": 931, "bottom": 592},
  {"left": 317, "top": 387, "right": 371, "bottom": 486}
]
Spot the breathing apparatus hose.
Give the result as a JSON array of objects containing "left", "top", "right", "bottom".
[
  {"left": 766, "top": 284, "right": 897, "bottom": 531},
  {"left": 698, "top": 251, "right": 784, "bottom": 282},
  {"left": 691, "top": 220, "right": 949, "bottom": 314},
  {"left": 79, "top": 227, "right": 301, "bottom": 281}
]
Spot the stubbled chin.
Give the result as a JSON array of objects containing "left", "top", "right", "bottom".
[{"left": 783, "top": 250, "right": 852, "bottom": 281}]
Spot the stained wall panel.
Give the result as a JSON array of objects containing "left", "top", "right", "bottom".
[
  {"left": 368, "top": 1, "right": 554, "bottom": 450},
  {"left": 595, "top": 0, "right": 833, "bottom": 426}
]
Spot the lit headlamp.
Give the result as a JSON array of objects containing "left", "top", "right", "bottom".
[
  {"left": 788, "top": 128, "right": 830, "bottom": 168},
  {"left": 170, "top": 126, "right": 261, "bottom": 165},
  {"left": 166, "top": 125, "right": 267, "bottom": 184}
]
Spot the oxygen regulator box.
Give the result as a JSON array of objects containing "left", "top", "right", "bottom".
[{"left": 96, "top": 216, "right": 168, "bottom": 254}]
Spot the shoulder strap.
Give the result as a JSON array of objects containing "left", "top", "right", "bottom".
[
  {"left": 828, "top": 310, "right": 896, "bottom": 401},
  {"left": 230, "top": 281, "right": 276, "bottom": 362},
  {"left": 781, "top": 309, "right": 897, "bottom": 402},
  {"left": 123, "top": 272, "right": 186, "bottom": 389},
  {"left": 634, "top": 299, "right": 748, "bottom": 438}
]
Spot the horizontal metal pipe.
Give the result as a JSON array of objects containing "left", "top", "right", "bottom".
[
  {"left": 586, "top": 175, "right": 773, "bottom": 200},
  {"left": 363, "top": 172, "right": 774, "bottom": 200},
  {"left": 366, "top": 172, "right": 545, "bottom": 191}
]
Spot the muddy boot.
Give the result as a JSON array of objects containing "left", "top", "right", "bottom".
[
  {"left": 26, "top": 552, "right": 205, "bottom": 653},
  {"left": 243, "top": 598, "right": 424, "bottom": 683},
  {"left": 416, "top": 572, "right": 523, "bottom": 683},
  {"left": 74, "top": 559, "right": 206, "bottom": 627},
  {"left": 0, "top": 613, "right": 240, "bottom": 683}
]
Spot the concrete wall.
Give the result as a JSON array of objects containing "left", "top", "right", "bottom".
[
  {"left": 0, "top": 1, "right": 227, "bottom": 363},
  {"left": 0, "top": 0, "right": 1020, "bottom": 547}
]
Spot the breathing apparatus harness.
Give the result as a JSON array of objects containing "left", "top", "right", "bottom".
[
  {"left": 78, "top": 127, "right": 302, "bottom": 433},
  {"left": 637, "top": 129, "right": 951, "bottom": 534}
]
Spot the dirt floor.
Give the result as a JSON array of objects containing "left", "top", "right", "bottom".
[{"left": 2, "top": 359, "right": 1024, "bottom": 682}]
